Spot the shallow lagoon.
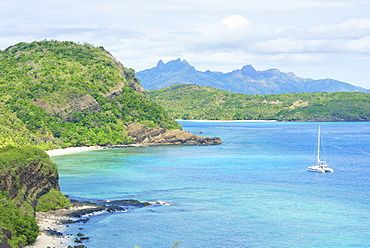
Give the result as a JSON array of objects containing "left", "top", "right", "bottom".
[{"left": 53, "top": 122, "right": 370, "bottom": 247}]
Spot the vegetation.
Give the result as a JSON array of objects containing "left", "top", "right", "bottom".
[
  {"left": 36, "top": 188, "right": 72, "bottom": 212},
  {"left": 0, "top": 194, "right": 39, "bottom": 247},
  {"left": 0, "top": 40, "right": 180, "bottom": 150},
  {"left": 0, "top": 146, "right": 57, "bottom": 177},
  {"left": 148, "top": 84, "right": 370, "bottom": 121},
  {"left": 0, "top": 40, "right": 182, "bottom": 247},
  {"left": 0, "top": 147, "right": 70, "bottom": 247}
]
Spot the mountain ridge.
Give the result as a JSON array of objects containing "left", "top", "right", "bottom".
[{"left": 136, "top": 59, "right": 367, "bottom": 94}]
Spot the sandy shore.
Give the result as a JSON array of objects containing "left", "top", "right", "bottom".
[
  {"left": 26, "top": 205, "right": 95, "bottom": 248},
  {"left": 46, "top": 144, "right": 145, "bottom": 156},
  {"left": 46, "top": 146, "right": 103, "bottom": 156}
]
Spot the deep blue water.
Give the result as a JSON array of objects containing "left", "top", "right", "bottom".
[{"left": 52, "top": 121, "right": 370, "bottom": 247}]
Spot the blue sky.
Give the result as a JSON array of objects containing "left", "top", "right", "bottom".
[{"left": 1, "top": 0, "right": 370, "bottom": 88}]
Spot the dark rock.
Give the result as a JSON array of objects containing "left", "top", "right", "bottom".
[
  {"left": 67, "top": 205, "right": 105, "bottom": 218},
  {"left": 109, "top": 199, "right": 150, "bottom": 207},
  {"left": 60, "top": 198, "right": 162, "bottom": 226},
  {"left": 61, "top": 218, "right": 90, "bottom": 225},
  {"left": 45, "top": 229, "right": 64, "bottom": 237},
  {"left": 73, "top": 245, "right": 85, "bottom": 248},
  {"left": 72, "top": 202, "right": 83, "bottom": 207},
  {"left": 0, "top": 228, "right": 11, "bottom": 248},
  {"left": 1, "top": 229, "right": 11, "bottom": 240}
]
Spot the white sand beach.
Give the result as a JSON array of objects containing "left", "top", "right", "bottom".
[
  {"left": 26, "top": 205, "right": 95, "bottom": 248},
  {"left": 46, "top": 146, "right": 103, "bottom": 156},
  {"left": 25, "top": 212, "right": 69, "bottom": 248}
]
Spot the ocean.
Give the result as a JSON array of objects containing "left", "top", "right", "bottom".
[{"left": 52, "top": 121, "right": 370, "bottom": 247}]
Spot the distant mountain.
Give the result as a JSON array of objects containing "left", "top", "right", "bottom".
[{"left": 136, "top": 59, "right": 367, "bottom": 94}]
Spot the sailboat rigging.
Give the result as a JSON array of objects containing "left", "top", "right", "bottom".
[{"left": 307, "top": 126, "right": 334, "bottom": 173}]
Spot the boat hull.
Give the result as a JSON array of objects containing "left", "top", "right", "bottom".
[
  {"left": 307, "top": 165, "right": 334, "bottom": 173},
  {"left": 308, "top": 166, "right": 325, "bottom": 173}
]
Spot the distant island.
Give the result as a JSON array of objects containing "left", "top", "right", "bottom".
[
  {"left": 136, "top": 58, "right": 368, "bottom": 95},
  {"left": 148, "top": 84, "right": 370, "bottom": 122}
]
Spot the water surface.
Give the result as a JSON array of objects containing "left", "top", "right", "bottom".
[{"left": 53, "top": 122, "right": 370, "bottom": 247}]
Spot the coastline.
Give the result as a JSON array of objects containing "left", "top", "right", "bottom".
[
  {"left": 46, "top": 144, "right": 145, "bottom": 156},
  {"left": 25, "top": 205, "right": 96, "bottom": 248},
  {"left": 176, "top": 119, "right": 277, "bottom": 122},
  {"left": 25, "top": 200, "right": 165, "bottom": 248},
  {"left": 46, "top": 146, "right": 103, "bottom": 156}
]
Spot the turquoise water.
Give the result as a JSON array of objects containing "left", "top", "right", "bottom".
[{"left": 52, "top": 122, "right": 370, "bottom": 247}]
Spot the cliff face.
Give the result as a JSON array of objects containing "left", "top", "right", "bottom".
[
  {"left": 127, "top": 123, "right": 221, "bottom": 145},
  {"left": 0, "top": 147, "right": 59, "bottom": 209},
  {"left": 0, "top": 147, "right": 61, "bottom": 247}
]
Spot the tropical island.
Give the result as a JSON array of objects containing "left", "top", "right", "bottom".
[
  {"left": 1, "top": 39, "right": 369, "bottom": 247},
  {"left": 0, "top": 40, "right": 220, "bottom": 247}
]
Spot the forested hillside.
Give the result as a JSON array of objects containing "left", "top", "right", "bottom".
[
  {"left": 0, "top": 40, "right": 180, "bottom": 149},
  {"left": 148, "top": 84, "right": 370, "bottom": 121}
]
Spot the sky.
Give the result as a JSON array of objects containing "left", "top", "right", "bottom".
[{"left": 1, "top": 0, "right": 370, "bottom": 88}]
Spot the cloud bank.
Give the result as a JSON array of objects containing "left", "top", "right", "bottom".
[{"left": 1, "top": 0, "right": 370, "bottom": 88}]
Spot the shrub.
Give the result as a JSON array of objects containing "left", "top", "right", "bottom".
[
  {"left": 36, "top": 188, "right": 72, "bottom": 212},
  {"left": 0, "top": 196, "right": 39, "bottom": 247}
]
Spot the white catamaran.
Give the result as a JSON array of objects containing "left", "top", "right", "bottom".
[{"left": 307, "top": 126, "right": 334, "bottom": 173}]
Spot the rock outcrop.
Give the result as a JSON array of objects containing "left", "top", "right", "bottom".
[
  {"left": 35, "top": 92, "right": 101, "bottom": 120},
  {"left": 126, "top": 123, "right": 221, "bottom": 145},
  {"left": 0, "top": 229, "right": 11, "bottom": 248}
]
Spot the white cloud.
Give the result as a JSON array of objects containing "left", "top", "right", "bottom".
[
  {"left": 220, "top": 15, "right": 250, "bottom": 31},
  {"left": 347, "top": 36, "right": 370, "bottom": 52},
  {"left": 309, "top": 18, "right": 370, "bottom": 39},
  {"left": 1, "top": 0, "right": 370, "bottom": 88},
  {"left": 339, "top": 18, "right": 370, "bottom": 29}
]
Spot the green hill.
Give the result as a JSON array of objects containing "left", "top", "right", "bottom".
[
  {"left": 148, "top": 84, "right": 370, "bottom": 121},
  {"left": 0, "top": 40, "right": 180, "bottom": 149},
  {"left": 0, "top": 40, "right": 182, "bottom": 247}
]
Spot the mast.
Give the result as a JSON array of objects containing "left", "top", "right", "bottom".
[{"left": 317, "top": 126, "right": 321, "bottom": 164}]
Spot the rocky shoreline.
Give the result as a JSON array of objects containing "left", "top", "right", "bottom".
[
  {"left": 46, "top": 123, "right": 221, "bottom": 156},
  {"left": 37, "top": 123, "right": 219, "bottom": 247},
  {"left": 26, "top": 199, "right": 172, "bottom": 248},
  {"left": 25, "top": 205, "right": 95, "bottom": 248},
  {"left": 126, "top": 123, "right": 221, "bottom": 146}
]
